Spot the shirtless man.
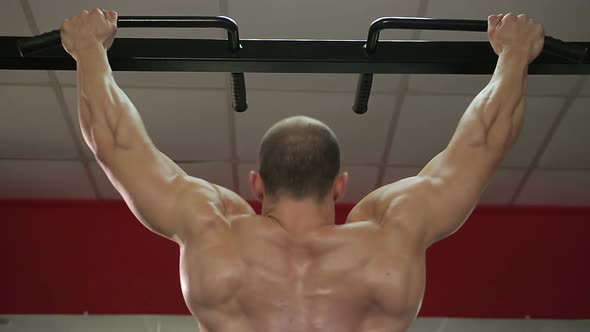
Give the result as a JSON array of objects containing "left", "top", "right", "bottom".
[{"left": 61, "top": 9, "right": 544, "bottom": 332}]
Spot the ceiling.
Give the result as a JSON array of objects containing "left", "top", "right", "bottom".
[{"left": 1, "top": 0, "right": 589, "bottom": 206}]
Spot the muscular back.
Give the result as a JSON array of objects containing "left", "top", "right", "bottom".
[{"left": 179, "top": 211, "right": 425, "bottom": 332}]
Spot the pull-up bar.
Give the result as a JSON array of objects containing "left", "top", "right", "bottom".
[
  {"left": 5, "top": 16, "right": 589, "bottom": 114},
  {"left": 17, "top": 16, "right": 248, "bottom": 112},
  {"left": 353, "top": 17, "right": 588, "bottom": 114}
]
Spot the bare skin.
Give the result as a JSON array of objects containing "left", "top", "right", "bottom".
[{"left": 62, "top": 9, "right": 544, "bottom": 332}]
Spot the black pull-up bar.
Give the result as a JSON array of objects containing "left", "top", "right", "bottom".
[
  {"left": 353, "top": 17, "right": 588, "bottom": 114},
  {"left": 16, "top": 16, "right": 588, "bottom": 115},
  {"left": 17, "top": 16, "right": 248, "bottom": 112}
]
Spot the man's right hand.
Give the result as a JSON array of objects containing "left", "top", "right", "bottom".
[
  {"left": 61, "top": 8, "right": 118, "bottom": 61},
  {"left": 488, "top": 13, "right": 545, "bottom": 63}
]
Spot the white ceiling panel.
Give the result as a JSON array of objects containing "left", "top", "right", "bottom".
[
  {"left": 245, "top": 73, "right": 401, "bottom": 94},
  {"left": 442, "top": 318, "right": 542, "bottom": 332},
  {"left": 0, "top": 86, "right": 79, "bottom": 159},
  {"left": 235, "top": 91, "right": 396, "bottom": 164},
  {"left": 382, "top": 167, "right": 525, "bottom": 205},
  {"left": 228, "top": 0, "right": 420, "bottom": 40},
  {"left": 408, "top": 75, "right": 576, "bottom": 97},
  {"left": 237, "top": 164, "right": 377, "bottom": 203},
  {"left": 539, "top": 98, "right": 590, "bottom": 168},
  {"left": 62, "top": 87, "right": 232, "bottom": 161},
  {"left": 0, "top": 160, "right": 95, "bottom": 198},
  {"left": 389, "top": 95, "right": 564, "bottom": 167},
  {"left": 502, "top": 97, "right": 564, "bottom": 167},
  {"left": 388, "top": 95, "right": 471, "bottom": 165},
  {"left": 29, "top": 0, "right": 223, "bottom": 39},
  {"left": 382, "top": 167, "right": 421, "bottom": 186},
  {"left": 409, "top": 75, "right": 491, "bottom": 95},
  {"left": 55, "top": 71, "right": 227, "bottom": 89},
  {"left": 423, "top": 0, "right": 590, "bottom": 41},
  {"left": 0, "top": 70, "right": 50, "bottom": 84},
  {"left": 516, "top": 170, "right": 590, "bottom": 206},
  {"left": 527, "top": 75, "right": 579, "bottom": 96},
  {"left": 179, "top": 162, "right": 234, "bottom": 190},
  {"left": 0, "top": 0, "right": 32, "bottom": 35}
]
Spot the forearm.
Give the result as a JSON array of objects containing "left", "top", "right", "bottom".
[
  {"left": 453, "top": 51, "right": 529, "bottom": 152},
  {"left": 76, "top": 44, "right": 151, "bottom": 159}
]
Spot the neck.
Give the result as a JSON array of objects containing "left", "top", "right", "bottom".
[{"left": 261, "top": 196, "right": 335, "bottom": 237}]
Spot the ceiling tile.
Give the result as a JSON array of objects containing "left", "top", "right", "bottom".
[
  {"left": 62, "top": 87, "right": 232, "bottom": 161},
  {"left": 0, "top": 161, "right": 95, "bottom": 199},
  {"left": 235, "top": 91, "right": 396, "bottom": 164},
  {"left": 389, "top": 95, "right": 564, "bottom": 168},
  {"left": 228, "top": 0, "right": 420, "bottom": 39},
  {"left": 29, "top": 0, "right": 223, "bottom": 39},
  {"left": 408, "top": 75, "right": 491, "bottom": 95},
  {"left": 238, "top": 164, "right": 377, "bottom": 203},
  {"left": 0, "top": 86, "right": 79, "bottom": 159},
  {"left": 382, "top": 167, "right": 421, "bottom": 186},
  {"left": 0, "top": 70, "right": 50, "bottom": 84},
  {"left": 246, "top": 73, "right": 401, "bottom": 94},
  {"left": 443, "top": 318, "right": 542, "bottom": 332},
  {"left": 55, "top": 71, "right": 227, "bottom": 89},
  {"left": 516, "top": 170, "right": 590, "bottom": 206},
  {"left": 0, "top": 0, "right": 32, "bottom": 35},
  {"left": 527, "top": 76, "right": 579, "bottom": 96},
  {"left": 539, "top": 98, "right": 590, "bottom": 168},
  {"left": 502, "top": 97, "right": 564, "bottom": 167},
  {"left": 179, "top": 162, "right": 234, "bottom": 190},
  {"left": 423, "top": 0, "right": 590, "bottom": 41},
  {"left": 408, "top": 75, "right": 578, "bottom": 97},
  {"left": 389, "top": 95, "right": 471, "bottom": 165}
]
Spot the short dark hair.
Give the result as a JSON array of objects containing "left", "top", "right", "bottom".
[{"left": 259, "top": 116, "right": 340, "bottom": 201}]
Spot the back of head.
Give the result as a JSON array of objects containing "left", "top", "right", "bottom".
[{"left": 259, "top": 116, "right": 340, "bottom": 201}]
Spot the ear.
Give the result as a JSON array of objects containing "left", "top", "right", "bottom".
[
  {"left": 332, "top": 171, "right": 349, "bottom": 201},
  {"left": 249, "top": 171, "right": 265, "bottom": 200}
]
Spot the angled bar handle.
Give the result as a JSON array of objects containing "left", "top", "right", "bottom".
[
  {"left": 17, "top": 16, "right": 248, "bottom": 112},
  {"left": 353, "top": 17, "right": 589, "bottom": 114}
]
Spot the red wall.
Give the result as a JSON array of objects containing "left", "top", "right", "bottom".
[{"left": 1, "top": 199, "right": 589, "bottom": 318}]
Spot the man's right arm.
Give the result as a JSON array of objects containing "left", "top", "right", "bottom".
[{"left": 349, "top": 14, "right": 545, "bottom": 249}]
